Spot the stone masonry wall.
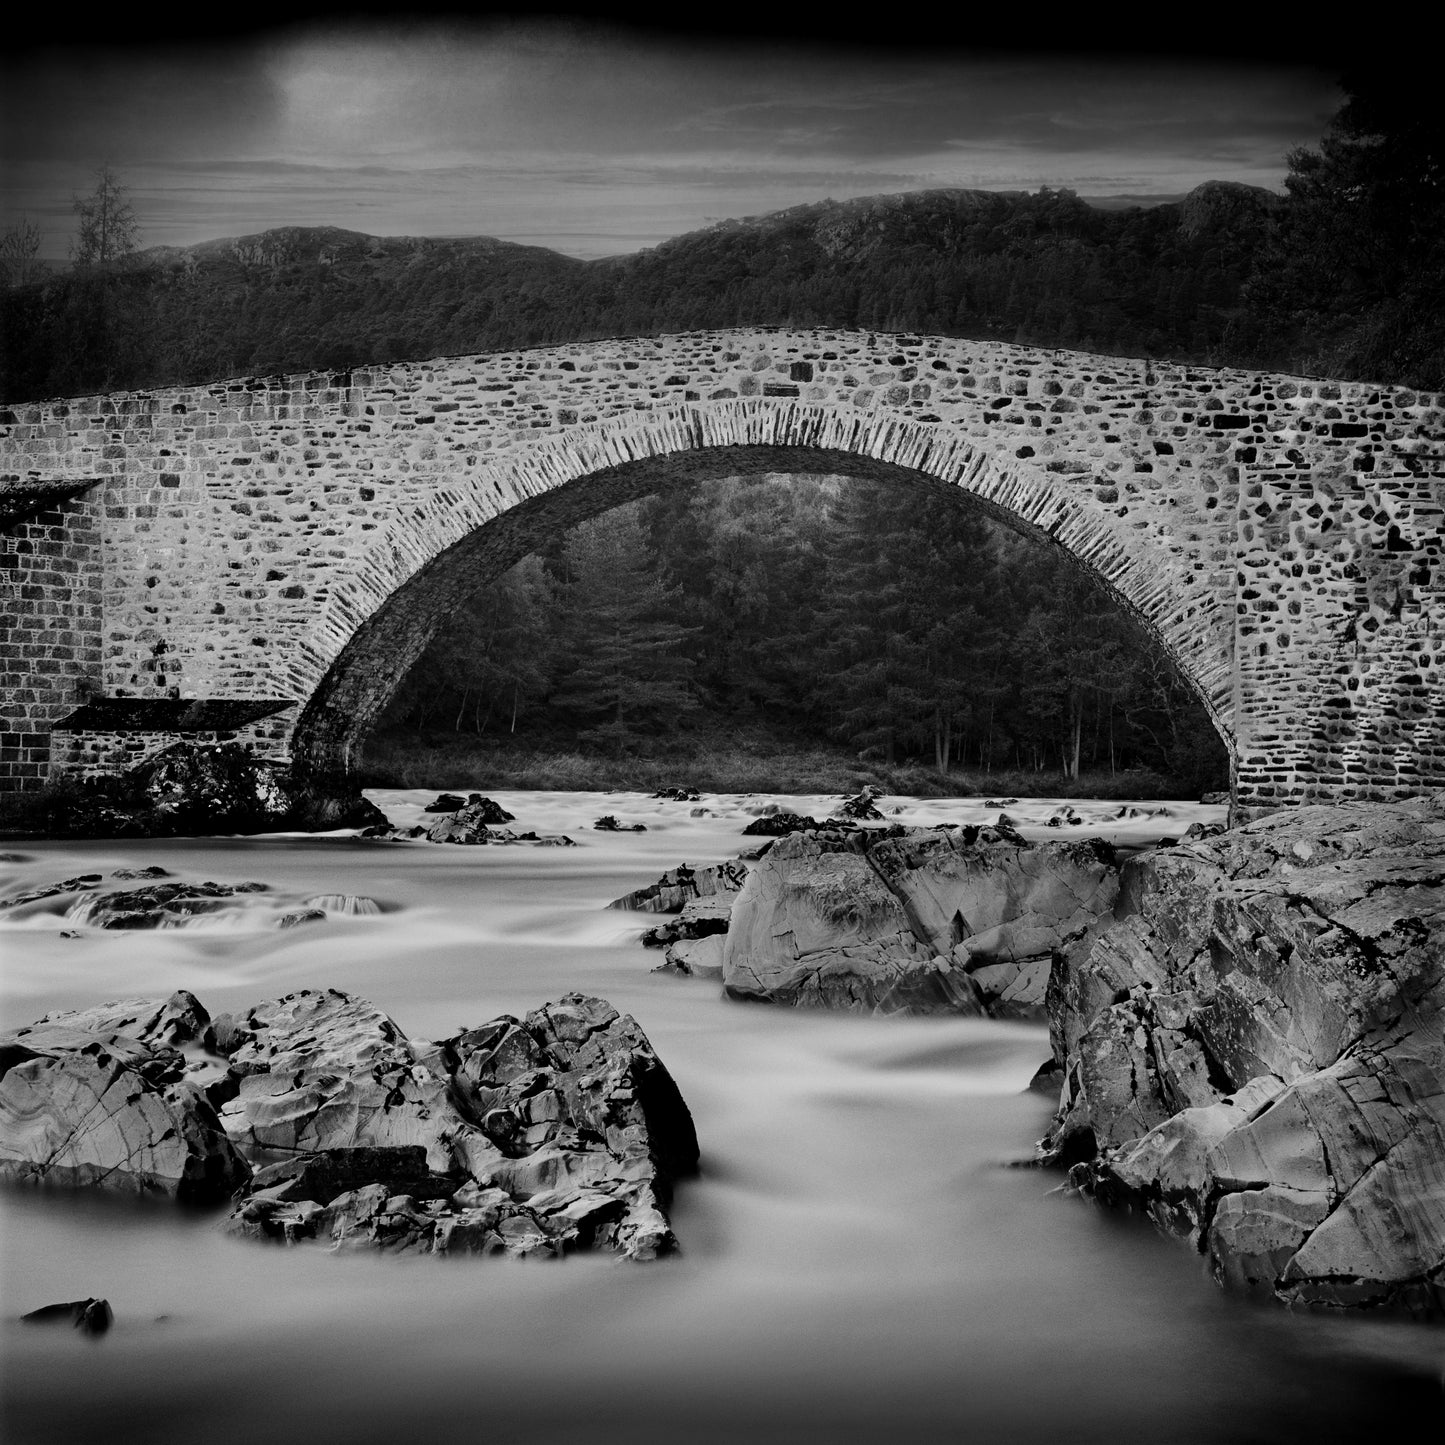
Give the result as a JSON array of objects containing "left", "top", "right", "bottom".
[
  {"left": 2, "top": 327, "right": 1443, "bottom": 810},
  {"left": 0, "top": 493, "right": 104, "bottom": 789},
  {"left": 48, "top": 710, "right": 296, "bottom": 783}
]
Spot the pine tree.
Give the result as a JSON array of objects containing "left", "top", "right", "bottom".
[
  {"left": 548, "top": 504, "right": 698, "bottom": 754},
  {"left": 806, "top": 479, "right": 1003, "bottom": 769}
]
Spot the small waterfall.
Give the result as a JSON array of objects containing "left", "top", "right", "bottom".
[{"left": 303, "top": 894, "right": 384, "bottom": 916}]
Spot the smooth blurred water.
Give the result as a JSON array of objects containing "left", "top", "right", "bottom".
[{"left": 1, "top": 790, "right": 1441, "bottom": 1444}]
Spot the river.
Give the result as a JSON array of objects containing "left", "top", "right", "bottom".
[{"left": 1, "top": 790, "right": 1441, "bottom": 1444}]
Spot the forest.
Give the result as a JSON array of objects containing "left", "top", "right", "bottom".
[{"left": 374, "top": 475, "right": 1229, "bottom": 795}]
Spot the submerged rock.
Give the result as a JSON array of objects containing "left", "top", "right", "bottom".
[
  {"left": 741, "top": 812, "right": 822, "bottom": 837},
  {"left": 21, "top": 1298, "right": 113, "bottom": 1335},
  {"left": 301, "top": 894, "right": 383, "bottom": 916},
  {"left": 62, "top": 880, "right": 270, "bottom": 929},
  {"left": 0, "top": 874, "right": 105, "bottom": 910},
  {"left": 594, "top": 815, "right": 646, "bottom": 833},
  {"left": 721, "top": 824, "right": 1120, "bottom": 1017},
  {"left": 1042, "top": 798, "right": 1445, "bottom": 1315}
]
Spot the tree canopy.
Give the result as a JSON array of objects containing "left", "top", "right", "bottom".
[
  {"left": 72, "top": 163, "right": 140, "bottom": 268},
  {"left": 1241, "top": 67, "right": 1445, "bottom": 389}
]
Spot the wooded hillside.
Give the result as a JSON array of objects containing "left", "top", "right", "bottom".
[{"left": 0, "top": 183, "right": 1286, "bottom": 401}]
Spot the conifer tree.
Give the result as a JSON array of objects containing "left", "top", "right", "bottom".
[{"left": 548, "top": 504, "right": 698, "bottom": 753}]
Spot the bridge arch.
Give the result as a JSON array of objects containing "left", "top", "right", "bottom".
[
  {"left": 290, "top": 406, "right": 1236, "bottom": 784},
  {"left": 3, "top": 326, "right": 1442, "bottom": 812}
]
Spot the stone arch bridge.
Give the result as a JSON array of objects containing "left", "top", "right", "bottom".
[{"left": 3, "top": 327, "right": 1444, "bottom": 815}]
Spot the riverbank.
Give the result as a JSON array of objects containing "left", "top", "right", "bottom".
[{"left": 357, "top": 722, "right": 1201, "bottom": 802}]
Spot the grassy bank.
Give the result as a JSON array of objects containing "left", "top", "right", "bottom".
[{"left": 357, "top": 725, "right": 1202, "bottom": 801}]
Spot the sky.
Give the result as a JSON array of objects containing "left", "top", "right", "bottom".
[{"left": 2, "top": 12, "right": 1349, "bottom": 263}]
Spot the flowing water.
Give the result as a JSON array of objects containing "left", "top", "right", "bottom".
[{"left": 1, "top": 790, "right": 1441, "bottom": 1444}]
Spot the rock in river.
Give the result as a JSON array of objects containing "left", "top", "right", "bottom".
[
  {"left": 1, "top": 985, "right": 698, "bottom": 1263},
  {"left": 21, "top": 1298, "right": 113, "bottom": 1335},
  {"left": 0, "top": 992, "right": 249, "bottom": 1201},
  {"left": 1042, "top": 798, "right": 1445, "bottom": 1315},
  {"left": 721, "top": 824, "right": 1120, "bottom": 1017},
  {"left": 222, "top": 990, "right": 698, "bottom": 1260},
  {"left": 608, "top": 859, "right": 750, "bottom": 914}
]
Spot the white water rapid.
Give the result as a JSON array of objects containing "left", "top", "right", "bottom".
[{"left": 1, "top": 790, "right": 1441, "bottom": 1444}]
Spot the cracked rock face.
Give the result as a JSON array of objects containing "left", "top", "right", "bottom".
[
  {"left": 609, "top": 859, "right": 751, "bottom": 915},
  {"left": 1044, "top": 798, "right": 1445, "bottom": 1315},
  {"left": 1, "top": 986, "right": 697, "bottom": 1264},
  {"left": 721, "top": 825, "right": 1120, "bottom": 1016},
  {"left": 0, "top": 992, "right": 249, "bottom": 1201},
  {"left": 223, "top": 990, "right": 698, "bottom": 1260},
  {"left": 213, "top": 990, "right": 458, "bottom": 1170}
]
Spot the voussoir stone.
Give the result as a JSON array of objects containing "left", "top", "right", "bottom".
[{"left": 1044, "top": 798, "right": 1445, "bottom": 1315}]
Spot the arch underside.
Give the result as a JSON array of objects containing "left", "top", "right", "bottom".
[{"left": 291, "top": 441, "right": 1236, "bottom": 783}]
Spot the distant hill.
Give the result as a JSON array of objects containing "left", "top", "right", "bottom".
[{"left": 1, "top": 183, "right": 1288, "bottom": 402}]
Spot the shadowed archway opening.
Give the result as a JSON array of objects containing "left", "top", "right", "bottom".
[{"left": 291, "top": 443, "right": 1236, "bottom": 793}]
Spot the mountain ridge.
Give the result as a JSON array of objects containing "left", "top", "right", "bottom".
[{"left": 2, "top": 181, "right": 1287, "bottom": 401}]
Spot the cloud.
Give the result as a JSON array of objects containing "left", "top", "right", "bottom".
[{"left": 3, "top": 23, "right": 1340, "bottom": 260}]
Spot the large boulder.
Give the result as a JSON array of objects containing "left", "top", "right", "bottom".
[
  {"left": 2, "top": 985, "right": 698, "bottom": 1263},
  {"left": 225, "top": 990, "right": 698, "bottom": 1261},
  {"left": 212, "top": 990, "right": 461, "bottom": 1169},
  {"left": 722, "top": 830, "right": 941, "bottom": 1011},
  {"left": 720, "top": 824, "right": 1120, "bottom": 1017},
  {"left": 423, "top": 797, "right": 517, "bottom": 841},
  {"left": 1043, "top": 798, "right": 1445, "bottom": 1314},
  {"left": 0, "top": 990, "right": 249, "bottom": 1201}
]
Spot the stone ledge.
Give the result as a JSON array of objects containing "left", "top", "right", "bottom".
[{"left": 54, "top": 698, "right": 293, "bottom": 733}]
